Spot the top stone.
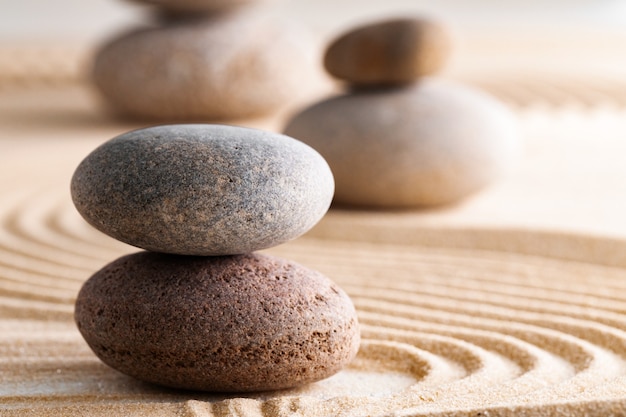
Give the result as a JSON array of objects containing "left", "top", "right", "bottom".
[
  {"left": 324, "top": 17, "right": 452, "bottom": 86},
  {"left": 126, "top": 0, "right": 271, "bottom": 13},
  {"left": 70, "top": 124, "right": 334, "bottom": 256}
]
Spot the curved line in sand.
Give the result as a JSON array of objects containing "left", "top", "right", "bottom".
[{"left": 2, "top": 188, "right": 626, "bottom": 415}]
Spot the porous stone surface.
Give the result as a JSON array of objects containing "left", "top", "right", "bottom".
[
  {"left": 324, "top": 17, "right": 452, "bottom": 86},
  {"left": 92, "top": 10, "right": 322, "bottom": 121},
  {"left": 127, "top": 0, "right": 271, "bottom": 14},
  {"left": 70, "top": 124, "right": 334, "bottom": 255},
  {"left": 284, "top": 79, "right": 521, "bottom": 208},
  {"left": 74, "top": 251, "right": 360, "bottom": 392}
]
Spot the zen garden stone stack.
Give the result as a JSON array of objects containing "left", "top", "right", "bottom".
[
  {"left": 92, "top": 0, "right": 321, "bottom": 121},
  {"left": 71, "top": 124, "right": 360, "bottom": 392},
  {"left": 285, "top": 17, "right": 522, "bottom": 208}
]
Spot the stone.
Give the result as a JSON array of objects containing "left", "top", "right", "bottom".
[
  {"left": 127, "top": 0, "right": 271, "bottom": 14},
  {"left": 324, "top": 17, "right": 452, "bottom": 86},
  {"left": 70, "top": 124, "right": 334, "bottom": 255},
  {"left": 74, "top": 252, "right": 360, "bottom": 392},
  {"left": 91, "top": 10, "right": 323, "bottom": 121},
  {"left": 284, "top": 79, "right": 521, "bottom": 208}
]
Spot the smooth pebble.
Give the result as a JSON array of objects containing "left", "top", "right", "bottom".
[
  {"left": 324, "top": 17, "right": 452, "bottom": 86},
  {"left": 92, "top": 10, "right": 322, "bottom": 121},
  {"left": 284, "top": 79, "right": 521, "bottom": 208},
  {"left": 74, "top": 252, "right": 360, "bottom": 392},
  {"left": 71, "top": 124, "right": 334, "bottom": 255}
]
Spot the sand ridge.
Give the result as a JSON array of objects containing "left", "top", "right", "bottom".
[
  {"left": 4, "top": 51, "right": 626, "bottom": 412},
  {"left": 3, "top": 160, "right": 626, "bottom": 415}
]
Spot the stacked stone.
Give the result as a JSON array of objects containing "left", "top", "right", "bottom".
[
  {"left": 285, "top": 17, "right": 521, "bottom": 208},
  {"left": 71, "top": 124, "right": 360, "bottom": 392},
  {"left": 91, "top": 0, "right": 321, "bottom": 121}
]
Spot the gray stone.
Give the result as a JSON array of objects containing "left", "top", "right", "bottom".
[
  {"left": 284, "top": 79, "right": 521, "bottom": 208},
  {"left": 92, "top": 10, "right": 323, "bottom": 121},
  {"left": 75, "top": 252, "right": 360, "bottom": 392},
  {"left": 71, "top": 124, "right": 334, "bottom": 255},
  {"left": 324, "top": 17, "right": 452, "bottom": 86}
]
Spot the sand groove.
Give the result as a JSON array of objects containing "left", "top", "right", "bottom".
[
  {"left": 1, "top": 181, "right": 626, "bottom": 416},
  {"left": 459, "top": 73, "right": 626, "bottom": 110}
]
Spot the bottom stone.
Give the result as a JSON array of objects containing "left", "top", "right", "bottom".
[{"left": 74, "top": 252, "right": 360, "bottom": 392}]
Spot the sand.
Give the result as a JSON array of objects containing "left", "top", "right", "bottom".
[
  {"left": 4, "top": 31, "right": 626, "bottom": 416},
  {"left": 4, "top": 169, "right": 626, "bottom": 416}
]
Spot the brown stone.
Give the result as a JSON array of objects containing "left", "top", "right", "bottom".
[
  {"left": 92, "top": 10, "right": 322, "bottom": 121},
  {"left": 74, "top": 252, "right": 360, "bottom": 392},
  {"left": 127, "top": 0, "right": 272, "bottom": 14},
  {"left": 324, "top": 17, "right": 452, "bottom": 86}
]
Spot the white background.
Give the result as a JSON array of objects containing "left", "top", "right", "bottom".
[{"left": 2, "top": 0, "right": 626, "bottom": 43}]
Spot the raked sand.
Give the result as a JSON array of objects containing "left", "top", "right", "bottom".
[
  {"left": 5, "top": 31, "right": 626, "bottom": 413},
  {"left": 3, "top": 92, "right": 626, "bottom": 415}
]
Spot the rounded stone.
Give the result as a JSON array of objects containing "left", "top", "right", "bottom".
[
  {"left": 92, "top": 10, "right": 322, "bottom": 121},
  {"left": 74, "top": 252, "right": 360, "bottom": 392},
  {"left": 284, "top": 80, "right": 521, "bottom": 208},
  {"left": 70, "top": 124, "right": 334, "bottom": 255},
  {"left": 126, "top": 0, "right": 271, "bottom": 14},
  {"left": 324, "top": 17, "right": 452, "bottom": 86}
]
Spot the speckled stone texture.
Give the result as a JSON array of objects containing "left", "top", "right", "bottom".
[
  {"left": 70, "top": 124, "right": 334, "bottom": 255},
  {"left": 324, "top": 17, "right": 452, "bottom": 86},
  {"left": 284, "top": 79, "right": 521, "bottom": 208},
  {"left": 91, "top": 9, "right": 322, "bottom": 121},
  {"left": 74, "top": 252, "right": 360, "bottom": 392}
]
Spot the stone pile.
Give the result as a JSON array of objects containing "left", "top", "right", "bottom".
[
  {"left": 285, "top": 17, "right": 521, "bottom": 208},
  {"left": 92, "top": 0, "right": 321, "bottom": 121},
  {"left": 71, "top": 124, "right": 360, "bottom": 392}
]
